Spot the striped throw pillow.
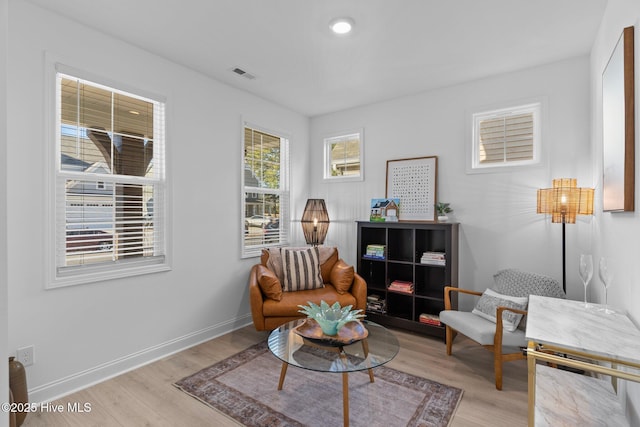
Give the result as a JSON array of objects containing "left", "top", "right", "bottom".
[{"left": 281, "top": 247, "right": 324, "bottom": 292}]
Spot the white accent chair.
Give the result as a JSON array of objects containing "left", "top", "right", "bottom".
[{"left": 439, "top": 269, "right": 565, "bottom": 390}]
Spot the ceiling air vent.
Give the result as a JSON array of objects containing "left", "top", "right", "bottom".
[{"left": 231, "top": 67, "right": 256, "bottom": 80}]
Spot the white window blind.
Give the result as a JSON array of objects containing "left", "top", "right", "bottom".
[
  {"left": 242, "top": 125, "right": 289, "bottom": 257},
  {"left": 53, "top": 73, "right": 167, "bottom": 285},
  {"left": 471, "top": 102, "right": 541, "bottom": 170}
]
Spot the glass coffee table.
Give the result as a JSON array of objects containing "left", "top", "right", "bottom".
[{"left": 268, "top": 319, "right": 399, "bottom": 427}]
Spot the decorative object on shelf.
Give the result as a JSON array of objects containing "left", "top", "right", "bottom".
[
  {"left": 294, "top": 318, "right": 369, "bottom": 346},
  {"left": 386, "top": 156, "right": 437, "bottom": 221},
  {"left": 602, "top": 25, "right": 634, "bottom": 212},
  {"left": 435, "top": 202, "right": 452, "bottom": 221},
  {"left": 8, "top": 356, "right": 28, "bottom": 427},
  {"left": 297, "top": 300, "right": 364, "bottom": 336},
  {"left": 537, "top": 178, "right": 594, "bottom": 292},
  {"left": 369, "top": 198, "right": 399, "bottom": 222},
  {"left": 301, "top": 199, "right": 330, "bottom": 246}
]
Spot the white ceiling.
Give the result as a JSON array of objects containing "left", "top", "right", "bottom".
[{"left": 26, "top": 0, "right": 608, "bottom": 117}]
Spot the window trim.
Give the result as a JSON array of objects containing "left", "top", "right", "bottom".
[
  {"left": 466, "top": 99, "right": 546, "bottom": 174},
  {"left": 323, "top": 129, "right": 364, "bottom": 182},
  {"left": 241, "top": 120, "right": 290, "bottom": 258},
  {"left": 45, "top": 57, "right": 171, "bottom": 289}
]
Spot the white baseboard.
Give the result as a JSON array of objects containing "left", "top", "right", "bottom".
[{"left": 28, "top": 314, "right": 253, "bottom": 404}]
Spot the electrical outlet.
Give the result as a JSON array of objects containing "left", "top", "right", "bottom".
[{"left": 16, "top": 346, "right": 34, "bottom": 366}]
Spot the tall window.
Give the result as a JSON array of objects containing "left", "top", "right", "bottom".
[
  {"left": 242, "top": 124, "right": 289, "bottom": 257},
  {"left": 52, "top": 72, "right": 167, "bottom": 287},
  {"left": 471, "top": 102, "right": 541, "bottom": 171},
  {"left": 323, "top": 130, "right": 363, "bottom": 181}
]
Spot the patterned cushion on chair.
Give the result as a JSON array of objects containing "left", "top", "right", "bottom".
[
  {"left": 493, "top": 269, "right": 565, "bottom": 299},
  {"left": 472, "top": 289, "right": 528, "bottom": 332},
  {"left": 281, "top": 247, "right": 324, "bottom": 292},
  {"left": 265, "top": 246, "right": 337, "bottom": 283}
]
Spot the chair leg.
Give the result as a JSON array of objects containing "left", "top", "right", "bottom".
[
  {"left": 494, "top": 351, "right": 503, "bottom": 390},
  {"left": 445, "top": 326, "right": 454, "bottom": 355}
]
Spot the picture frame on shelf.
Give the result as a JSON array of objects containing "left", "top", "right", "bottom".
[
  {"left": 370, "top": 198, "right": 400, "bottom": 222},
  {"left": 385, "top": 156, "right": 437, "bottom": 221}
]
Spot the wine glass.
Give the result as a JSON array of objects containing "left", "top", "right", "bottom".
[
  {"left": 578, "top": 254, "right": 593, "bottom": 308},
  {"left": 598, "top": 257, "right": 615, "bottom": 314}
]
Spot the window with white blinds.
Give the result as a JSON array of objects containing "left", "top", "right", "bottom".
[
  {"left": 52, "top": 72, "right": 168, "bottom": 286},
  {"left": 242, "top": 124, "right": 289, "bottom": 257},
  {"left": 471, "top": 102, "right": 541, "bottom": 170}
]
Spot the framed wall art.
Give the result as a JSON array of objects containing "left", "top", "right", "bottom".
[
  {"left": 385, "top": 156, "right": 437, "bottom": 221},
  {"left": 602, "top": 25, "right": 635, "bottom": 212}
]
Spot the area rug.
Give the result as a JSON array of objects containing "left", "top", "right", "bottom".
[{"left": 174, "top": 341, "right": 462, "bottom": 427}]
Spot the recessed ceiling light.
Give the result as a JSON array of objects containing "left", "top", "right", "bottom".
[{"left": 329, "top": 18, "right": 354, "bottom": 35}]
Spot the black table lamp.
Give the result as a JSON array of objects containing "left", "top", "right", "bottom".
[{"left": 301, "top": 199, "right": 330, "bottom": 246}]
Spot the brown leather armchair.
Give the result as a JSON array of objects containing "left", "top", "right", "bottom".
[{"left": 249, "top": 247, "right": 367, "bottom": 331}]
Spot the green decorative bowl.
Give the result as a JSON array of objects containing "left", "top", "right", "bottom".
[{"left": 298, "top": 300, "right": 365, "bottom": 336}]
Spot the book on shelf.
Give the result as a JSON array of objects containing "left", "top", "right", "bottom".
[
  {"left": 388, "top": 287, "right": 414, "bottom": 294},
  {"left": 419, "top": 313, "right": 442, "bottom": 326},
  {"left": 388, "top": 280, "right": 414, "bottom": 294},
  {"left": 420, "top": 251, "right": 446, "bottom": 265},
  {"left": 364, "top": 244, "right": 386, "bottom": 259},
  {"left": 389, "top": 280, "right": 413, "bottom": 288},
  {"left": 421, "top": 259, "right": 446, "bottom": 265},
  {"left": 366, "top": 296, "right": 387, "bottom": 313}
]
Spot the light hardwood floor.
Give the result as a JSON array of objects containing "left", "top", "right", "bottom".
[{"left": 22, "top": 325, "right": 528, "bottom": 426}]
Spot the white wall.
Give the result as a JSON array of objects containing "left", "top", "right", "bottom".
[
  {"left": 310, "top": 57, "right": 593, "bottom": 304},
  {"left": 8, "top": 0, "right": 639, "bottom": 421},
  {"left": 590, "top": 0, "right": 640, "bottom": 423},
  {"left": 1, "top": 0, "right": 9, "bottom": 425},
  {"left": 6, "top": 0, "right": 309, "bottom": 402}
]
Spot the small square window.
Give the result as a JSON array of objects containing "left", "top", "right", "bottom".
[
  {"left": 469, "top": 102, "right": 542, "bottom": 172},
  {"left": 323, "top": 130, "right": 363, "bottom": 181}
]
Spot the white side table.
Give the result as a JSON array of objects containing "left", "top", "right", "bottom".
[{"left": 525, "top": 295, "right": 640, "bottom": 426}]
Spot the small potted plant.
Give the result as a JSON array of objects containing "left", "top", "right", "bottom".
[{"left": 436, "top": 202, "right": 453, "bottom": 222}]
